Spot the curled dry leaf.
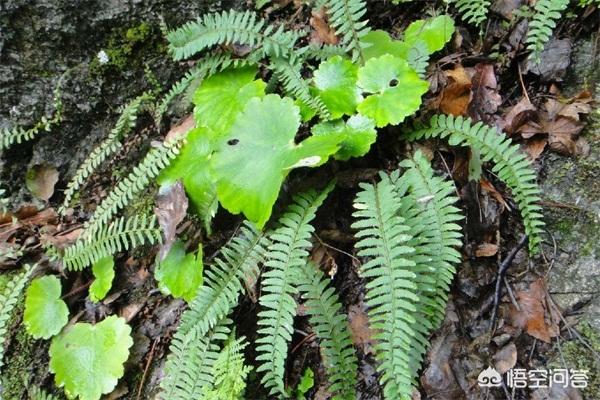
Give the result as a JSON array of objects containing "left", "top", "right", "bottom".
[
  {"left": 25, "top": 163, "right": 59, "bottom": 201},
  {"left": 468, "top": 64, "right": 501, "bottom": 123},
  {"left": 475, "top": 243, "right": 499, "bottom": 257},
  {"left": 522, "top": 138, "right": 547, "bottom": 161},
  {"left": 348, "top": 302, "right": 376, "bottom": 355},
  {"left": 155, "top": 181, "right": 188, "bottom": 261},
  {"left": 436, "top": 64, "right": 472, "bottom": 116},
  {"left": 164, "top": 114, "right": 195, "bottom": 142},
  {"left": 480, "top": 178, "right": 510, "bottom": 211},
  {"left": 310, "top": 8, "right": 339, "bottom": 45},
  {"left": 499, "top": 97, "right": 537, "bottom": 135},
  {"left": 508, "top": 278, "right": 560, "bottom": 343}
]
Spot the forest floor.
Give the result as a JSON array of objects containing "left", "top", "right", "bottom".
[{"left": 1, "top": 0, "right": 600, "bottom": 399}]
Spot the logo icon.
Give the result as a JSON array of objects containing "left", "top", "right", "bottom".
[{"left": 478, "top": 366, "right": 502, "bottom": 387}]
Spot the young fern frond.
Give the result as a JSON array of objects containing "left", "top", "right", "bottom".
[
  {"left": 166, "top": 10, "right": 301, "bottom": 61},
  {"left": 270, "top": 56, "right": 331, "bottom": 119},
  {"left": 83, "top": 139, "right": 182, "bottom": 237},
  {"left": 405, "top": 114, "right": 544, "bottom": 253},
  {"left": 203, "top": 334, "right": 252, "bottom": 400},
  {"left": 298, "top": 262, "right": 358, "bottom": 399},
  {"left": 48, "top": 214, "right": 161, "bottom": 270},
  {"left": 257, "top": 183, "right": 334, "bottom": 396},
  {"left": 525, "top": 0, "right": 569, "bottom": 64},
  {"left": 451, "top": 0, "right": 491, "bottom": 27},
  {"left": 159, "top": 318, "right": 232, "bottom": 400},
  {"left": 60, "top": 92, "right": 154, "bottom": 212},
  {"left": 351, "top": 178, "right": 421, "bottom": 399},
  {"left": 394, "top": 151, "right": 463, "bottom": 330},
  {"left": 174, "top": 222, "right": 268, "bottom": 341},
  {"left": 0, "top": 85, "right": 63, "bottom": 151},
  {"left": 0, "top": 264, "right": 35, "bottom": 371},
  {"left": 322, "top": 0, "right": 370, "bottom": 62}
]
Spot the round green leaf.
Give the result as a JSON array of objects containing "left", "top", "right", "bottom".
[
  {"left": 312, "top": 56, "right": 361, "bottom": 119},
  {"left": 403, "top": 15, "right": 455, "bottom": 55},
  {"left": 357, "top": 55, "right": 429, "bottom": 127},
  {"left": 193, "top": 67, "right": 266, "bottom": 136},
  {"left": 312, "top": 115, "right": 377, "bottom": 161},
  {"left": 49, "top": 316, "right": 133, "bottom": 400},
  {"left": 361, "top": 30, "right": 410, "bottom": 60},
  {"left": 212, "top": 95, "right": 341, "bottom": 228},
  {"left": 89, "top": 256, "right": 115, "bottom": 303},
  {"left": 154, "top": 240, "right": 203, "bottom": 302},
  {"left": 24, "top": 275, "right": 69, "bottom": 339}
]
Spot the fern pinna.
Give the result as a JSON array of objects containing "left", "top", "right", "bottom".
[
  {"left": 256, "top": 184, "right": 333, "bottom": 395},
  {"left": 450, "top": 0, "right": 491, "bottom": 27},
  {"left": 203, "top": 334, "right": 253, "bottom": 400},
  {"left": 526, "top": 0, "right": 569, "bottom": 63},
  {"left": 405, "top": 114, "right": 544, "bottom": 253},
  {"left": 298, "top": 262, "right": 358, "bottom": 399},
  {"left": 322, "top": 0, "right": 370, "bottom": 62},
  {"left": 159, "top": 223, "right": 267, "bottom": 398}
]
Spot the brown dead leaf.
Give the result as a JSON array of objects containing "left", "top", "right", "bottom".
[
  {"left": 155, "top": 181, "right": 188, "bottom": 261},
  {"left": 164, "top": 115, "right": 195, "bottom": 142},
  {"left": 437, "top": 65, "right": 472, "bottom": 116},
  {"left": 310, "top": 8, "right": 339, "bottom": 45},
  {"left": 493, "top": 342, "right": 517, "bottom": 373},
  {"left": 41, "top": 228, "right": 83, "bottom": 249},
  {"left": 480, "top": 178, "right": 510, "bottom": 211},
  {"left": 310, "top": 244, "right": 338, "bottom": 278},
  {"left": 508, "top": 279, "right": 560, "bottom": 343},
  {"left": 523, "top": 138, "right": 547, "bottom": 160},
  {"left": 499, "top": 97, "right": 537, "bottom": 135},
  {"left": 468, "top": 64, "right": 502, "bottom": 123},
  {"left": 348, "top": 302, "right": 375, "bottom": 354},
  {"left": 475, "top": 243, "right": 499, "bottom": 257},
  {"left": 421, "top": 330, "right": 462, "bottom": 399},
  {"left": 26, "top": 163, "right": 59, "bottom": 201}
]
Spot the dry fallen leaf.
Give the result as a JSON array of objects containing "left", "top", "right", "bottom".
[
  {"left": 155, "top": 181, "right": 188, "bottom": 261},
  {"left": 468, "top": 63, "right": 502, "bottom": 123},
  {"left": 475, "top": 243, "right": 499, "bottom": 257},
  {"left": 522, "top": 138, "right": 547, "bottom": 160},
  {"left": 348, "top": 302, "right": 376, "bottom": 355},
  {"left": 26, "top": 163, "right": 59, "bottom": 201},
  {"left": 165, "top": 115, "right": 195, "bottom": 142},
  {"left": 310, "top": 8, "right": 339, "bottom": 45},
  {"left": 480, "top": 178, "right": 510, "bottom": 211},
  {"left": 492, "top": 342, "right": 517, "bottom": 373},
  {"left": 499, "top": 97, "right": 537, "bottom": 135},
  {"left": 508, "top": 279, "right": 560, "bottom": 343},
  {"left": 437, "top": 65, "right": 472, "bottom": 116}
]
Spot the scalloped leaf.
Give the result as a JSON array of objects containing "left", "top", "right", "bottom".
[
  {"left": 312, "top": 114, "right": 377, "bottom": 161},
  {"left": 155, "top": 240, "right": 203, "bottom": 302},
  {"left": 403, "top": 15, "right": 455, "bottom": 54},
  {"left": 357, "top": 55, "right": 429, "bottom": 127},
  {"left": 212, "top": 95, "right": 341, "bottom": 228},
  {"left": 193, "top": 67, "right": 266, "bottom": 136},
  {"left": 49, "top": 316, "right": 133, "bottom": 400},
  {"left": 24, "top": 275, "right": 69, "bottom": 339},
  {"left": 361, "top": 30, "right": 410, "bottom": 60},
  {"left": 158, "top": 127, "right": 217, "bottom": 230},
  {"left": 89, "top": 256, "right": 115, "bottom": 303},
  {"left": 312, "top": 56, "right": 361, "bottom": 119}
]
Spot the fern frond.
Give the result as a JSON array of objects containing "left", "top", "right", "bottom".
[
  {"left": 203, "top": 334, "right": 252, "bottom": 400},
  {"left": 351, "top": 178, "right": 420, "bottom": 398},
  {"left": 166, "top": 10, "right": 301, "bottom": 61},
  {"left": 298, "top": 262, "right": 358, "bottom": 399},
  {"left": 159, "top": 318, "right": 232, "bottom": 400},
  {"left": 83, "top": 139, "right": 182, "bottom": 237},
  {"left": 405, "top": 114, "right": 544, "bottom": 253},
  {"left": 0, "top": 85, "right": 63, "bottom": 151},
  {"left": 50, "top": 214, "right": 161, "bottom": 270},
  {"left": 451, "top": 0, "right": 490, "bottom": 27},
  {"left": 0, "top": 264, "right": 35, "bottom": 371},
  {"left": 323, "top": 0, "right": 370, "bottom": 62},
  {"left": 270, "top": 56, "right": 331, "bottom": 119},
  {"left": 28, "top": 386, "right": 60, "bottom": 400},
  {"left": 525, "top": 0, "right": 569, "bottom": 64},
  {"left": 60, "top": 92, "right": 154, "bottom": 213},
  {"left": 175, "top": 222, "right": 268, "bottom": 340},
  {"left": 256, "top": 183, "right": 334, "bottom": 396}
]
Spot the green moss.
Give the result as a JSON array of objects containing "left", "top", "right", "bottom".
[{"left": 549, "top": 321, "right": 600, "bottom": 398}]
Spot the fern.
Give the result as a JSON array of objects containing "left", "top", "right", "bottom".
[
  {"left": 351, "top": 178, "right": 421, "bottom": 398},
  {"left": 160, "top": 318, "right": 232, "bottom": 400},
  {"left": 48, "top": 214, "right": 161, "bottom": 270},
  {"left": 0, "top": 264, "right": 35, "bottom": 371},
  {"left": 203, "top": 334, "right": 252, "bottom": 400},
  {"left": 28, "top": 386, "right": 60, "bottom": 400},
  {"left": 166, "top": 10, "right": 302, "bottom": 61},
  {"left": 405, "top": 114, "right": 545, "bottom": 253},
  {"left": 322, "top": 0, "right": 370, "bottom": 62},
  {"left": 270, "top": 56, "right": 331, "bottom": 119},
  {"left": 298, "top": 262, "right": 358, "bottom": 399},
  {"left": 525, "top": 0, "right": 569, "bottom": 64},
  {"left": 256, "top": 184, "right": 333, "bottom": 396},
  {"left": 60, "top": 92, "right": 154, "bottom": 213},
  {"left": 0, "top": 85, "right": 63, "bottom": 151},
  {"left": 83, "top": 139, "right": 182, "bottom": 237},
  {"left": 451, "top": 0, "right": 490, "bottom": 27}
]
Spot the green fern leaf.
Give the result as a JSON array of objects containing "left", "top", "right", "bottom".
[
  {"left": 351, "top": 177, "right": 420, "bottom": 398},
  {"left": 256, "top": 183, "right": 334, "bottom": 396},
  {"left": 405, "top": 114, "right": 545, "bottom": 253},
  {"left": 203, "top": 334, "right": 252, "bottom": 400},
  {"left": 525, "top": 0, "right": 569, "bottom": 64},
  {"left": 323, "top": 0, "right": 370, "bottom": 62},
  {"left": 50, "top": 214, "right": 161, "bottom": 270},
  {"left": 298, "top": 262, "right": 358, "bottom": 399},
  {"left": 0, "top": 264, "right": 35, "bottom": 371},
  {"left": 451, "top": 0, "right": 491, "bottom": 27}
]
